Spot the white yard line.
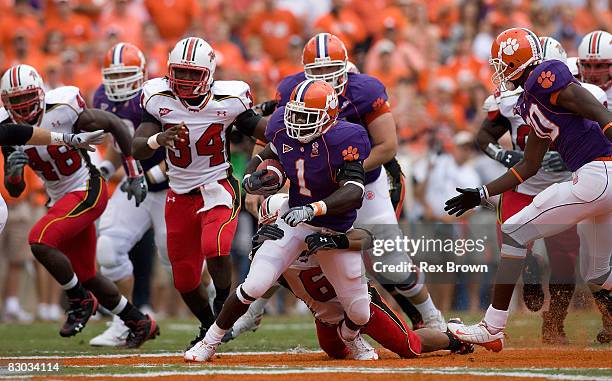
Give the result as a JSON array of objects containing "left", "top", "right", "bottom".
[
  {"left": 0, "top": 366, "right": 608, "bottom": 380},
  {"left": 0, "top": 350, "right": 323, "bottom": 360}
]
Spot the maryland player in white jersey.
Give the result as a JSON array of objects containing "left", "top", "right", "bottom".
[
  {"left": 478, "top": 37, "right": 607, "bottom": 344},
  {"left": 249, "top": 194, "right": 474, "bottom": 359},
  {"left": 132, "top": 37, "right": 267, "bottom": 350},
  {"left": 0, "top": 64, "right": 158, "bottom": 347},
  {"left": 577, "top": 30, "right": 612, "bottom": 344}
]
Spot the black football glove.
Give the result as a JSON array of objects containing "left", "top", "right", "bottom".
[
  {"left": 5, "top": 150, "right": 29, "bottom": 181},
  {"left": 250, "top": 223, "right": 284, "bottom": 258},
  {"left": 444, "top": 187, "right": 486, "bottom": 217},
  {"left": 243, "top": 169, "right": 280, "bottom": 196},
  {"left": 304, "top": 233, "right": 350, "bottom": 255},
  {"left": 541, "top": 151, "right": 567, "bottom": 172},
  {"left": 254, "top": 100, "right": 278, "bottom": 117},
  {"left": 384, "top": 158, "right": 405, "bottom": 212},
  {"left": 496, "top": 149, "right": 524, "bottom": 168},
  {"left": 282, "top": 205, "right": 316, "bottom": 227},
  {"left": 120, "top": 175, "right": 148, "bottom": 207}
]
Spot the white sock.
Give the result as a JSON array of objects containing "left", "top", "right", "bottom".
[
  {"left": 203, "top": 322, "right": 225, "bottom": 345},
  {"left": 5, "top": 296, "right": 19, "bottom": 312},
  {"left": 339, "top": 321, "right": 359, "bottom": 341},
  {"left": 110, "top": 296, "right": 128, "bottom": 315},
  {"left": 61, "top": 274, "right": 78, "bottom": 290},
  {"left": 483, "top": 305, "right": 508, "bottom": 334},
  {"left": 414, "top": 295, "right": 437, "bottom": 317}
]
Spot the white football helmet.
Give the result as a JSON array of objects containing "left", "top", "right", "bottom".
[
  {"left": 539, "top": 36, "right": 567, "bottom": 63},
  {"left": 0, "top": 64, "right": 45, "bottom": 124},
  {"left": 566, "top": 57, "right": 579, "bottom": 77},
  {"left": 578, "top": 30, "right": 612, "bottom": 90},
  {"left": 167, "top": 37, "right": 216, "bottom": 98},
  {"left": 258, "top": 193, "right": 289, "bottom": 225}
]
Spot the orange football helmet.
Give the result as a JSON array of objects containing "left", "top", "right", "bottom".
[
  {"left": 490, "top": 28, "right": 542, "bottom": 89},
  {"left": 102, "top": 42, "right": 146, "bottom": 102},
  {"left": 284, "top": 79, "right": 339, "bottom": 143},
  {"left": 302, "top": 33, "right": 348, "bottom": 94}
]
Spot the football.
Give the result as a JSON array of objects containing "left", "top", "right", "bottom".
[{"left": 256, "top": 159, "right": 287, "bottom": 190}]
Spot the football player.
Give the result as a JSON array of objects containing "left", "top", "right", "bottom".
[
  {"left": 577, "top": 30, "right": 612, "bottom": 343},
  {"left": 89, "top": 43, "right": 170, "bottom": 347},
  {"left": 252, "top": 193, "right": 474, "bottom": 359},
  {"left": 230, "top": 33, "right": 443, "bottom": 341},
  {"left": 445, "top": 28, "right": 612, "bottom": 352},
  {"left": 0, "top": 64, "right": 158, "bottom": 347},
  {"left": 185, "top": 80, "right": 374, "bottom": 362},
  {"left": 478, "top": 36, "right": 606, "bottom": 344},
  {"left": 132, "top": 37, "right": 267, "bottom": 350},
  {"left": 0, "top": 116, "right": 104, "bottom": 235}
]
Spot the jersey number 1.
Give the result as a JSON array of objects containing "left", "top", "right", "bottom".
[{"left": 163, "top": 123, "right": 225, "bottom": 168}]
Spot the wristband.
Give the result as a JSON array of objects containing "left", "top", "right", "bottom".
[
  {"left": 51, "top": 132, "right": 65, "bottom": 145},
  {"left": 310, "top": 201, "right": 327, "bottom": 216},
  {"left": 124, "top": 156, "right": 141, "bottom": 177},
  {"left": 333, "top": 234, "right": 350, "bottom": 249},
  {"left": 510, "top": 167, "right": 524, "bottom": 183},
  {"left": 147, "top": 164, "right": 167, "bottom": 184},
  {"left": 478, "top": 185, "right": 490, "bottom": 200},
  {"left": 254, "top": 154, "right": 264, "bottom": 164},
  {"left": 603, "top": 122, "right": 612, "bottom": 133},
  {"left": 147, "top": 133, "right": 161, "bottom": 149}
]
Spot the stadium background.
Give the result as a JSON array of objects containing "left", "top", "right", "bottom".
[{"left": 0, "top": 0, "right": 609, "bottom": 323}]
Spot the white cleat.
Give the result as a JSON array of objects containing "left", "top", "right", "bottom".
[
  {"left": 423, "top": 309, "right": 447, "bottom": 332},
  {"left": 447, "top": 320, "right": 505, "bottom": 352},
  {"left": 184, "top": 339, "right": 219, "bottom": 362},
  {"left": 2, "top": 307, "right": 33, "bottom": 323},
  {"left": 89, "top": 317, "right": 130, "bottom": 347},
  {"left": 338, "top": 329, "right": 378, "bottom": 360}
]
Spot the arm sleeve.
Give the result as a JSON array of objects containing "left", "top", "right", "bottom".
[
  {"left": 141, "top": 108, "right": 161, "bottom": 126},
  {"left": 359, "top": 76, "right": 390, "bottom": 124},
  {"left": 0, "top": 124, "right": 35, "bottom": 146}
]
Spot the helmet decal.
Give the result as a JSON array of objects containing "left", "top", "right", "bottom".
[{"left": 500, "top": 38, "right": 520, "bottom": 56}]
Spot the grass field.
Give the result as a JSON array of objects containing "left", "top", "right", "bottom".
[{"left": 0, "top": 310, "right": 610, "bottom": 380}]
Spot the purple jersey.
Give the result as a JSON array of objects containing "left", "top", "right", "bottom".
[
  {"left": 276, "top": 72, "right": 387, "bottom": 184},
  {"left": 93, "top": 84, "right": 168, "bottom": 192},
  {"left": 515, "top": 60, "right": 612, "bottom": 172},
  {"left": 266, "top": 107, "right": 371, "bottom": 233}
]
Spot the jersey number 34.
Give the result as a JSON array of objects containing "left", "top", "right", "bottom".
[{"left": 163, "top": 123, "right": 225, "bottom": 168}]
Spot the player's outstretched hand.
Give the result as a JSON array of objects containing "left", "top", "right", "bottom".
[
  {"left": 121, "top": 175, "right": 148, "bottom": 207},
  {"left": 541, "top": 151, "right": 567, "bottom": 172},
  {"left": 250, "top": 224, "right": 284, "bottom": 258},
  {"left": 243, "top": 169, "right": 280, "bottom": 196},
  {"left": 64, "top": 130, "right": 106, "bottom": 152},
  {"left": 444, "top": 187, "right": 482, "bottom": 217},
  {"left": 157, "top": 123, "right": 187, "bottom": 148},
  {"left": 6, "top": 150, "right": 29, "bottom": 178},
  {"left": 282, "top": 205, "right": 315, "bottom": 227}
]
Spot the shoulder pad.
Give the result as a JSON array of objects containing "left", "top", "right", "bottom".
[{"left": 482, "top": 95, "right": 498, "bottom": 112}]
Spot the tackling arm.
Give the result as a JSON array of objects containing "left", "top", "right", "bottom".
[
  {"left": 75, "top": 109, "right": 133, "bottom": 156},
  {"left": 556, "top": 83, "right": 612, "bottom": 141}
]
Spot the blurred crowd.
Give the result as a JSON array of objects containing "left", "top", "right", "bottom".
[{"left": 0, "top": 0, "right": 609, "bottom": 321}]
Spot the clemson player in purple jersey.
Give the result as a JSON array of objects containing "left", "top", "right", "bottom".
[
  {"left": 228, "top": 33, "right": 444, "bottom": 343},
  {"left": 185, "top": 80, "right": 378, "bottom": 362},
  {"left": 445, "top": 27, "right": 612, "bottom": 352}
]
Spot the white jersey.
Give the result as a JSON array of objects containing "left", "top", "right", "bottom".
[
  {"left": 141, "top": 78, "right": 252, "bottom": 194},
  {"left": 606, "top": 86, "right": 612, "bottom": 111},
  {"left": 1, "top": 86, "right": 90, "bottom": 204}
]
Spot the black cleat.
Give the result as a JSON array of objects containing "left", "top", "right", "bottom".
[
  {"left": 186, "top": 325, "right": 208, "bottom": 351},
  {"left": 60, "top": 291, "right": 98, "bottom": 337},
  {"left": 522, "top": 254, "right": 544, "bottom": 312},
  {"left": 593, "top": 289, "right": 612, "bottom": 344},
  {"left": 125, "top": 314, "right": 160, "bottom": 348}
]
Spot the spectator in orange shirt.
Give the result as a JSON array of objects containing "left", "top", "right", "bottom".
[
  {"left": 274, "top": 35, "right": 304, "bottom": 81},
  {"left": 44, "top": 0, "right": 94, "bottom": 49},
  {"left": 98, "top": 0, "right": 149, "bottom": 48},
  {"left": 367, "top": 40, "right": 409, "bottom": 89},
  {"left": 242, "top": 0, "right": 301, "bottom": 62},
  {"left": 426, "top": 77, "right": 467, "bottom": 131},
  {"left": 573, "top": 0, "right": 611, "bottom": 36},
  {"left": 40, "top": 30, "right": 64, "bottom": 66},
  {"left": 60, "top": 49, "right": 99, "bottom": 102},
  {"left": 350, "top": 0, "right": 392, "bottom": 38},
  {"left": 5, "top": 33, "right": 45, "bottom": 71},
  {"left": 244, "top": 36, "right": 274, "bottom": 100},
  {"left": 314, "top": 0, "right": 367, "bottom": 54},
  {"left": 141, "top": 24, "right": 169, "bottom": 79},
  {"left": 210, "top": 21, "right": 245, "bottom": 80},
  {"left": 0, "top": 0, "right": 43, "bottom": 55},
  {"left": 144, "top": 0, "right": 200, "bottom": 41}
]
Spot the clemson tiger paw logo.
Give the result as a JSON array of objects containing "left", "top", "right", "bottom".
[
  {"left": 500, "top": 38, "right": 519, "bottom": 56},
  {"left": 342, "top": 146, "right": 359, "bottom": 161},
  {"left": 537, "top": 71, "right": 556, "bottom": 89}
]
